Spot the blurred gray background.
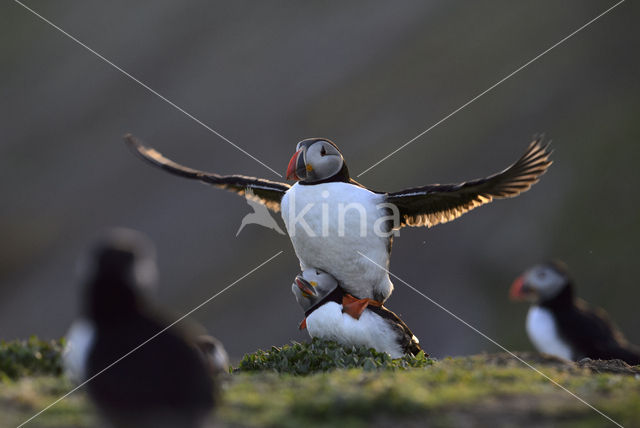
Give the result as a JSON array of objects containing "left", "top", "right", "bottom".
[{"left": 1, "top": 0, "right": 638, "bottom": 360}]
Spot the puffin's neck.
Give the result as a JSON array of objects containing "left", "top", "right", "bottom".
[
  {"left": 300, "top": 163, "right": 351, "bottom": 185},
  {"left": 538, "top": 282, "right": 575, "bottom": 311},
  {"left": 304, "top": 286, "right": 345, "bottom": 319},
  {"left": 85, "top": 275, "right": 144, "bottom": 327}
]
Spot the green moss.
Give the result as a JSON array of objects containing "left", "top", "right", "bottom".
[
  {"left": 235, "top": 338, "right": 433, "bottom": 375},
  {"left": 221, "top": 357, "right": 640, "bottom": 428},
  {"left": 0, "top": 376, "right": 94, "bottom": 427},
  {"left": 0, "top": 337, "right": 65, "bottom": 380},
  {"left": 1, "top": 338, "right": 639, "bottom": 427}
]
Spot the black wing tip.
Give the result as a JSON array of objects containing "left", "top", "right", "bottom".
[
  {"left": 122, "top": 134, "right": 176, "bottom": 174},
  {"left": 524, "top": 135, "right": 553, "bottom": 169},
  {"left": 123, "top": 133, "right": 144, "bottom": 151},
  {"left": 530, "top": 134, "right": 553, "bottom": 155}
]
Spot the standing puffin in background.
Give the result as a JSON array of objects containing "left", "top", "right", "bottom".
[
  {"left": 126, "top": 134, "right": 551, "bottom": 317},
  {"left": 64, "top": 228, "right": 221, "bottom": 428},
  {"left": 510, "top": 261, "right": 640, "bottom": 365},
  {"left": 292, "top": 268, "right": 423, "bottom": 358}
]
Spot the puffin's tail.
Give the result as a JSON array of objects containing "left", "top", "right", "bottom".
[
  {"left": 369, "top": 305, "right": 428, "bottom": 358},
  {"left": 408, "top": 338, "right": 425, "bottom": 358}
]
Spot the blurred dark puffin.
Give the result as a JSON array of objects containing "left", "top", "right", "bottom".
[
  {"left": 63, "top": 228, "right": 221, "bottom": 428},
  {"left": 292, "top": 268, "right": 424, "bottom": 358},
  {"left": 195, "top": 334, "right": 229, "bottom": 376},
  {"left": 126, "top": 134, "right": 551, "bottom": 318},
  {"left": 510, "top": 261, "right": 640, "bottom": 365}
]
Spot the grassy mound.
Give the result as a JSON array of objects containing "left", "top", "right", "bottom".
[
  {"left": 3, "top": 338, "right": 640, "bottom": 427},
  {"left": 224, "top": 353, "right": 640, "bottom": 427},
  {"left": 236, "top": 338, "right": 433, "bottom": 375},
  {"left": 0, "top": 337, "right": 65, "bottom": 380}
]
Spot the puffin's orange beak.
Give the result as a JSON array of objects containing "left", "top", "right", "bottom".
[
  {"left": 509, "top": 275, "right": 526, "bottom": 300},
  {"left": 295, "top": 276, "right": 316, "bottom": 297},
  {"left": 286, "top": 149, "right": 303, "bottom": 180}
]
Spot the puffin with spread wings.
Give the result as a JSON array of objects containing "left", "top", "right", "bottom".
[{"left": 125, "top": 135, "right": 551, "bottom": 316}]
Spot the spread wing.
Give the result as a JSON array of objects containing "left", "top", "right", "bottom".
[
  {"left": 125, "top": 134, "right": 290, "bottom": 212},
  {"left": 385, "top": 138, "right": 552, "bottom": 228}
]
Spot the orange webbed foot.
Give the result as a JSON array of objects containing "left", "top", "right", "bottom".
[{"left": 341, "top": 294, "right": 383, "bottom": 320}]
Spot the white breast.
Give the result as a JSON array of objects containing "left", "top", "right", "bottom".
[
  {"left": 63, "top": 319, "right": 95, "bottom": 383},
  {"left": 281, "top": 182, "right": 393, "bottom": 300},
  {"left": 305, "top": 302, "right": 404, "bottom": 358},
  {"left": 526, "top": 306, "right": 573, "bottom": 360}
]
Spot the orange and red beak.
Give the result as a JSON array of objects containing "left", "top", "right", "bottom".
[
  {"left": 286, "top": 149, "right": 305, "bottom": 181},
  {"left": 295, "top": 275, "right": 316, "bottom": 297},
  {"left": 509, "top": 275, "right": 527, "bottom": 300}
]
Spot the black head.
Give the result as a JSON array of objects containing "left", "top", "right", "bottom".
[
  {"left": 291, "top": 268, "right": 340, "bottom": 312},
  {"left": 82, "top": 228, "right": 157, "bottom": 323},
  {"left": 285, "top": 138, "right": 349, "bottom": 183},
  {"left": 510, "top": 260, "right": 574, "bottom": 305}
]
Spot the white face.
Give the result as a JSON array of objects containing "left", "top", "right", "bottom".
[
  {"left": 522, "top": 263, "right": 568, "bottom": 302},
  {"left": 297, "top": 139, "right": 344, "bottom": 182},
  {"left": 291, "top": 268, "right": 339, "bottom": 311}
]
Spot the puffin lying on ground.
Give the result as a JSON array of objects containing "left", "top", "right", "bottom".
[
  {"left": 63, "top": 228, "right": 221, "bottom": 428},
  {"left": 126, "top": 134, "right": 551, "bottom": 316},
  {"left": 510, "top": 261, "right": 640, "bottom": 365},
  {"left": 292, "top": 268, "right": 423, "bottom": 358}
]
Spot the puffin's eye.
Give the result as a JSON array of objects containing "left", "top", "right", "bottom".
[{"left": 320, "top": 146, "right": 327, "bottom": 157}]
